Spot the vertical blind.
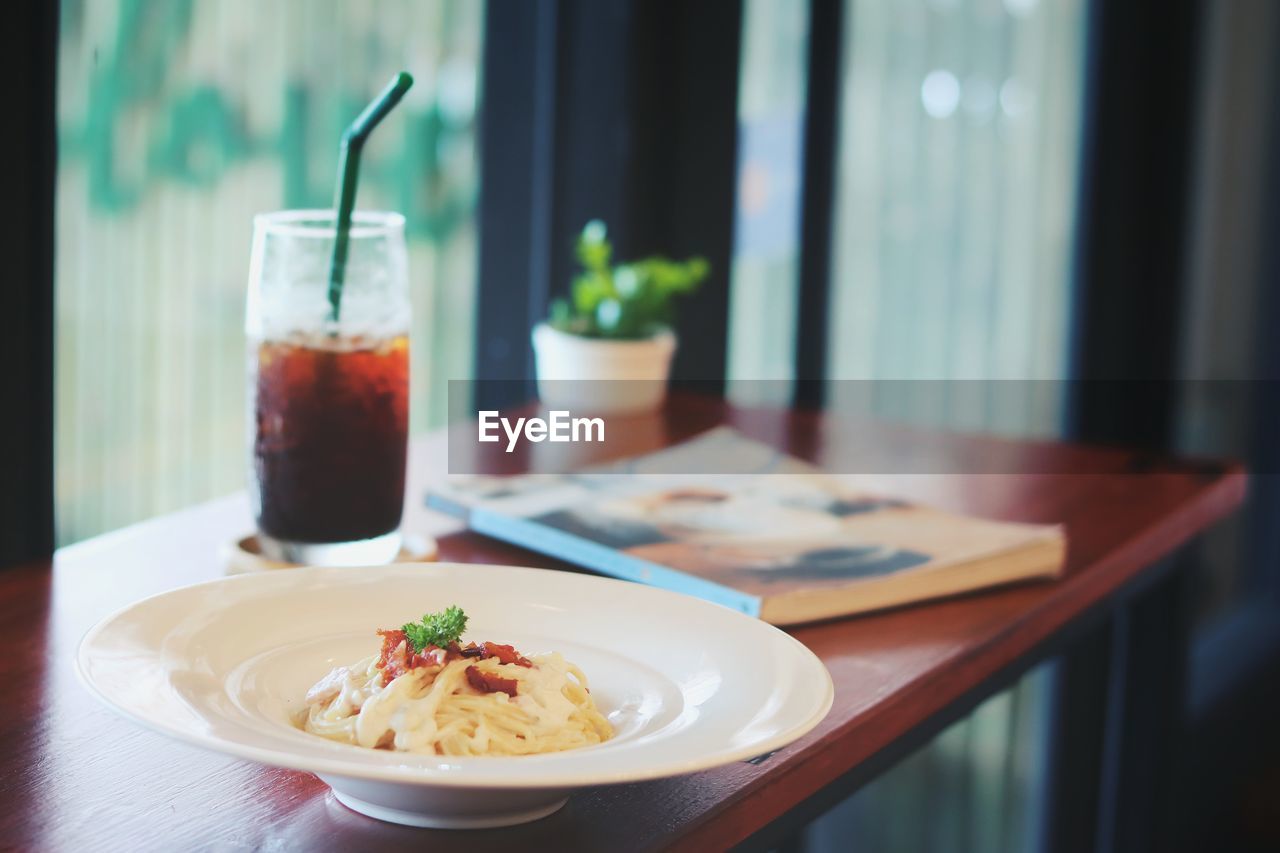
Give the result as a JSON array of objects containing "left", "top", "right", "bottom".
[
  {"left": 827, "top": 0, "right": 1086, "bottom": 436},
  {"left": 731, "top": 1, "right": 1087, "bottom": 850},
  {"left": 55, "top": 0, "right": 482, "bottom": 545},
  {"left": 728, "top": 0, "right": 809, "bottom": 391}
]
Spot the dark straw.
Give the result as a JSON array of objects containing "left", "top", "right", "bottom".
[{"left": 326, "top": 71, "right": 414, "bottom": 322}]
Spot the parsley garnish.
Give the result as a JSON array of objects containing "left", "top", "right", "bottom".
[{"left": 402, "top": 605, "right": 468, "bottom": 653}]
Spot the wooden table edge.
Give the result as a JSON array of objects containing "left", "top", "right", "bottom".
[{"left": 669, "top": 468, "right": 1248, "bottom": 852}]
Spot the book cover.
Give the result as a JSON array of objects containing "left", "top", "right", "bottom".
[{"left": 428, "top": 428, "right": 1066, "bottom": 624}]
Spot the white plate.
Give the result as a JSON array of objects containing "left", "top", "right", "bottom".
[{"left": 77, "top": 563, "right": 833, "bottom": 828}]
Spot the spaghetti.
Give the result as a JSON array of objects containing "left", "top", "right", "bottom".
[{"left": 300, "top": 623, "right": 613, "bottom": 756}]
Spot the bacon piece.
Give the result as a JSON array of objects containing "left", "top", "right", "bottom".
[
  {"left": 376, "top": 631, "right": 530, "bottom": 687},
  {"left": 456, "top": 640, "right": 532, "bottom": 667},
  {"left": 377, "top": 629, "right": 408, "bottom": 670},
  {"left": 376, "top": 629, "right": 444, "bottom": 686},
  {"left": 465, "top": 665, "right": 519, "bottom": 697},
  {"left": 482, "top": 642, "right": 533, "bottom": 667}
]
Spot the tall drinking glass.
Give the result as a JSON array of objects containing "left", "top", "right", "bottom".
[{"left": 246, "top": 210, "right": 410, "bottom": 565}]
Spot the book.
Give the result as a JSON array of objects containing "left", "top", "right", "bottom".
[{"left": 427, "top": 428, "right": 1066, "bottom": 625}]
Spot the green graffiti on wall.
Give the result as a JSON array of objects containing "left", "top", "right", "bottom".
[{"left": 59, "top": 0, "right": 476, "bottom": 241}]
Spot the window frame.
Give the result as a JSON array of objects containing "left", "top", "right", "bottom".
[
  {"left": 473, "top": 0, "right": 744, "bottom": 407},
  {"left": 1, "top": 1, "right": 57, "bottom": 567}
]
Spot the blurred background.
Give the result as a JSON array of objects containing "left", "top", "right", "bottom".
[
  {"left": 55, "top": 0, "right": 482, "bottom": 541},
  {"left": 15, "top": 0, "right": 1280, "bottom": 850},
  {"left": 51, "top": 0, "right": 1092, "bottom": 544}
]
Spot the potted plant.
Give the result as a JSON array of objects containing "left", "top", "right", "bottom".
[{"left": 532, "top": 220, "right": 709, "bottom": 414}]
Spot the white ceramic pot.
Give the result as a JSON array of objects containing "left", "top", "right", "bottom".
[{"left": 531, "top": 322, "right": 676, "bottom": 415}]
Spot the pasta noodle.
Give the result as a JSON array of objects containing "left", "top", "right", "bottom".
[{"left": 300, "top": 629, "right": 613, "bottom": 757}]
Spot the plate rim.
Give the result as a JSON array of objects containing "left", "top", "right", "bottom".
[{"left": 76, "top": 562, "right": 835, "bottom": 788}]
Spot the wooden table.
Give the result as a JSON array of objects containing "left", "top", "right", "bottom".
[{"left": 0, "top": 398, "right": 1245, "bottom": 851}]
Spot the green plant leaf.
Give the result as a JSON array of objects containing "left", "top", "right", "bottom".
[
  {"left": 596, "top": 298, "right": 622, "bottom": 333},
  {"left": 552, "top": 221, "right": 708, "bottom": 339},
  {"left": 576, "top": 219, "right": 612, "bottom": 277},
  {"left": 614, "top": 265, "right": 640, "bottom": 299},
  {"left": 549, "top": 297, "right": 571, "bottom": 327}
]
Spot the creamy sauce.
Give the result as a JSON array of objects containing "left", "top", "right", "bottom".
[
  {"left": 513, "top": 654, "right": 579, "bottom": 736},
  {"left": 388, "top": 686, "right": 446, "bottom": 752},
  {"left": 304, "top": 648, "right": 612, "bottom": 756},
  {"left": 355, "top": 670, "right": 421, "bottom": 748}
]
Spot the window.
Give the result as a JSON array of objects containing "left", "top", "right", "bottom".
[
  {"left": 54, "top": 0, "right": 481, "bottom": 544},
  {"left": 826, "top": 0, "right": 1087, "bottom": 434},
  {"left": 731, "top": 0, "right": 1085, "bottom": 432},
  {"left": 729, "top": 0, "right": 808, "bottom": 388},
  {"left": 730, "top": 2, "right": 1088, "bottom": 850}
]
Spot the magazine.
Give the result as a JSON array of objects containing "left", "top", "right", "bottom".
[{"left": 428, "top": 428, "right": 1066, "bottom": 625}]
